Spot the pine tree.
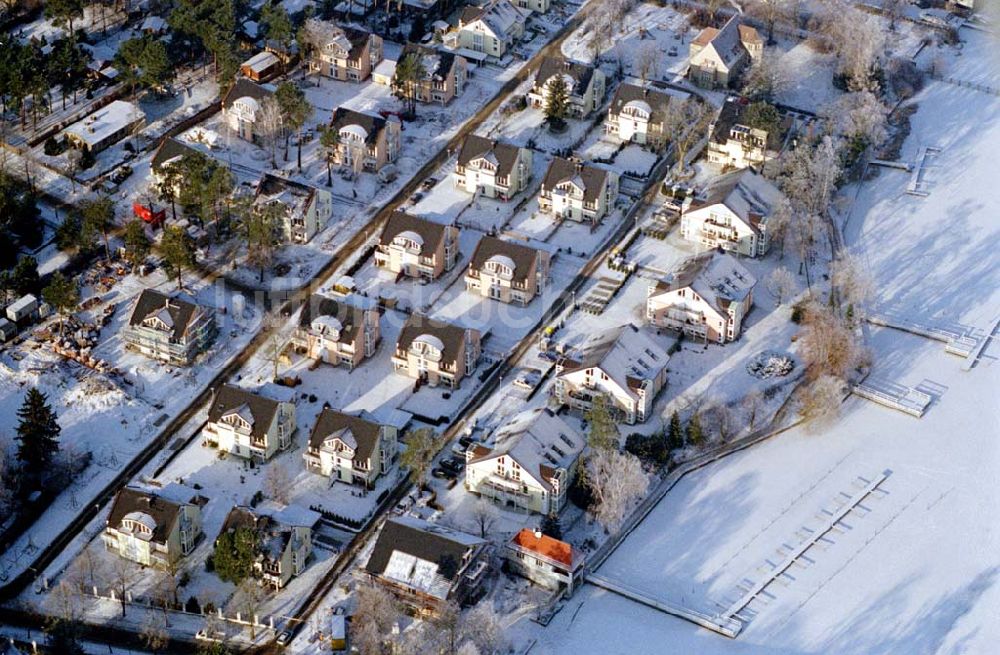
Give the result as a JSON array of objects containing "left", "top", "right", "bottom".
[
  {"left": 213, "top": 526, "right": 258, "bottom": 584},
  {"left": 45, "top": 619, "right": 86, "bottom": 655},
  {"left": 123, "top": 220, "right": 151, "bottom": 272},
  {"left": 42, "top": 272, "right": 79, "bottom": 336},
  {"left": 685, "top": 412, "right": 703, "bottom": 447},
  {"left": 541, "top": 512, "right": 562, "bottom": 540},
  {"left": 158, "top": 226, "right": 195, "bottom": 290},
  {"left": 667, "top": 411, "right": 684, "bottom": 451},
  {"left": 543, "top": 75, "right": 570, "bottom": 128},
  {"left": 16, "top": 388, "right": 61, "bottom": 485},
  {"left": 584, "top": 395, "right": 618, "bottom": 451}
]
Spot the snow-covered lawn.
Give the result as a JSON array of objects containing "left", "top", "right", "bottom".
[{"left": 519, "top": 26, "right": 1000, "bottom": 655}]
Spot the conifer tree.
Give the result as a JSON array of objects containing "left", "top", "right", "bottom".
[
  {"left": 16, "top": 388, "right": 61, "bottom": 484},
  {"left": 584, "top": 395, "right": 618, "bottom": 451},
  {"left": 667, "top": 410, "right": 684, "bottom": 451},
  {"left": 685, "top": 412, "right": 703, "bottom": 447}
]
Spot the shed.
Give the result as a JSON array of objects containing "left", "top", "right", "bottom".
[
  {"left": 0, "top": 318, "right": 17, "bottom": 342},
  {"left": 6, "top": 294, "right": 38, "bottom": 323},
  {"left": 329, "top": 614, "right": 347, "bottom": 650}
]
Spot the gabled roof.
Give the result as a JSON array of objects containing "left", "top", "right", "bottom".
[
  {"left": 222, "top": 78, "right": 274, "bottom": 110},
  {"left": 459, "top": 0, "right": 525, "bottom": 37},
  {"left": 535, "top": 56, "right": 597, "bottom": 96},
  {"left": 651, "top": 251, "right": 757, "bottom": 316},
  {"left": 469, "top": 408, "right": 584, "bottom": 490},
  {"left": 254, "top": 173, "right": 318, "bottom": 213},
  {"left": 608, "top": 83, "right": 673, "bottom": 124},
  {"left": 401, "top": 43, "right": 461, "bottom": 81},
  {"left": 299, "top": 293, "right": 371, "bottom": 345},
  {"left": 559, "top": 324, "right": 669, "bottom": 396},
  {"left": 128, "top": 289, "right": 204, "bottom": 342},
  {"left": 366, "top": 516, "right": 485, "bottom": 589},
  {"left": 107, "top": 486, "right": 191, "bottom": 545},
  {"left": 456, "top": 135, "right": 523, "bottom": 178},
  {"left": 710, "top": 97, "right": 786, "bottom": 151},
  {"left": 309, "top": 407, "right": 383, "bottom": 462},
  {"left": 322, "top": 24, "right": 374, "bottom": 60},
  {"left": 542, "top": 157, "right": 611, "bottom": 205},
  {"left": 468, "top": 235, "right": 544, "bottom": 285},
  {"left": 218, "top": 505, "right": 315, "bottom": 567},
  {"left": 208, "top": 384, "right": 286, "bottom": 439},
  {"left": 330, "top": 107, "right": 391, "bottom": 145},
  {"left": 396, "top": 314, "right": 477, "bottom": 366},
  {"left": 379, "top": 211, "right": 452, "bottom": 254},
  {"left": 692, "top": 16, "right": 758, "bottom": 70},
  {"left": 511, "top": 528, "right": 576, "bottom": 568},
  {"left": 150, "top": 137, "right": 201, "bottom": 173},
  {"left": 686, "top": 168, "right": 784, "bottom": 234}
]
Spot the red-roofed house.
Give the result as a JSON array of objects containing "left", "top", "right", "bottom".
[{"left": 505, "top": 528, "right": 583, "bottom": 592}]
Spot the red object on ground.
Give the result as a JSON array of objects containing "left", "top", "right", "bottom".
[{"left": 133, "top": 203, "right": 166, "bottom": 225}]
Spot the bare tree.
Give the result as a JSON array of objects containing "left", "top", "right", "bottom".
[
  {"left": 353, "top": 584, "right": 401, "bottom": 655},
  {"left": 585, "top": 449, "right": 648, "bottom": 532},
  {"left": 469, "top": 499, "right": 499, "bottom": 539},
  {"left": 767, "top": 197, "right": 793, "bottom": 259},
  {"left": 706, "top": 401, "right": 738, "bottom": 442},
  {"left": 228, "top": 578, "right": 267, "bottom": 640},
  {"left": 830, "top": 254, "right": 873, "bottom": 316},
  {"left": 257, "top": 97, "right": 284, "bottom": 169},
  {"left": 461, "top": 601, "right": 508, "bottom": 655},
  {"left": 823, "top": 91, "right": 889, "bottom": 150},
  {"left": 883, "top": 0, "right": 906, "bottom": 31},
  {"left": 663, "top": 99, "right": 709, "bottom": 174},
  {"left": 635, "top": 42, "right": 659, "bottom": 85},
  {"left": 767, "top": 266, "right": 796, "bottom": 305},
  {"left": 743, "top": 49, "right": 791, "bottom": 102},
  {"left": 797, "top": 303, "right": 867, "bottom": 381},
  {"left": 45, "top": 580, "right": 82, "bottom": 624},
  {"left": 800, "top": 374, "right": 845, "bottom": 428},
  {"left": 140, "top": 614, "right": 170, "bottom": 653},
  {"left": 264, "top": 462, "right": 291, "bottom": 504},
  {"left": 815, "top": 2, "right": 885, "bottom": 91},
  {"left": 748, "top": 0, "right": 793, "bottom": 43},
  {"left": 742, "top": 388, "right": 766, "bottom": 432},
  {"left": 107, "top": 555, "right": 138, "bottom": 617}
]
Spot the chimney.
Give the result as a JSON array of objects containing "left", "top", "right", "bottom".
[{"left": 534, "top": 528, "right": 543, "bottom": 539}]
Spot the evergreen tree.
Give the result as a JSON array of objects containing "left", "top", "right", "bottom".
[
  {"left": 42, "top": 272, "right": 79, "bottom": 336},
  {"left": 158, "top": 226, "right": 196, "bottom": 289},
  {"left": 123, "top": 220, "right": 152, "bottom": 272},
  {"left": 667, "top": 410, "right": 684, "bottom": 451},
  {"left": 400, "top": 428, "right": 437, "bottom": 490},
  {"left": 275, "top": 81, "right": 312, "bottom": 168},
  {"left": 80, "top": 196, "right": 115, "bottom": 260},
  {"left": 319, "top": 125, "right": 340, "bottom": 187},
  {"left": 213, "top": 526, "right": 258, "bottom": 584},
  {"left": 16, "top": 388, "right": 61, "bottom": 485},
  {"left": 11, "top": 255, "right": 40, "bottom": 296},
  {"left": 45, "top": 619, "right": 86, "bottom": 655},
  {"left": 541, "top": 513, "right": 563, "bottom": 540},
  {"left": 584, "top": 395, "right": 618, "bottom": 451},
  {"left": 685, "top": 412, "right": 704, "bottom": 447},
  {"left": 543, "top": 75, "right": 570, "bottom": 128},
  {"left": 392, "top": 52, "right": 426, "bottom": 117}
]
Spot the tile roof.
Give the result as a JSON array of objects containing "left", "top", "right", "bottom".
[
  {"left": 309, "top": 407, "right": 383, "bottom": 462},
  {"left": 150, "top": 137, "right": 201, "bottom": 172},
  {"left": 299, "top": 293, "right": 370, "bottom": 346},
  {"left": 456, "top": 135, "right": 523, "bottom": 179},
  {"left": 396, "top": 314, "right": 477, "bottom": 367},
  {"left": 366, "top": 516, "right": 485, "bottom": 584},
  {"left": 127, "top": 289, "right": 203, "bottom": 342},
  {"left": 535, "top": 56, "right": 596, "bottom": 96},
  {"left": 207, "top": 385, "right": 285, "bottom": 442},
  {"left": 106, "top": 487, "right": 188, "bottom": 545},
  {"left": 222, "top": 78, "right": 275, "bottom": 110},
  {"left": 330, "top": 107, "right": 391, "bottom": 145},
  {"left": 542, "top": 157, "right": 611, "bottom": 205},
  {"left": 379, "top": 211, "right": 452, "bottom": 254},
  {"left": 608, "top": 83, "right": 673, "bottom": 124},
  {"left": 511, "top": 528, "right": 575, "bottom": 568},
  {"left": 467, "top": 235, "right": 544, "bottom": 285}
]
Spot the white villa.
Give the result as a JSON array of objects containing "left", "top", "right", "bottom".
[
  {"left": 204, "top": 384, "right": 297, "bottom": 462},
  {"left": 253, "top": 174, "right": 333, "bottom": 244},
  {"left": 222, "top": 78, "right": 277, "bottom": 144},
  {"left": 122, "top": 289, "right": 217, "bottom": 366},
  {"left": 465, "top": 408, "right": 584, "bottom": 515},
  {"left": 392, "top": 315, "right": 481, "bottom": 388},
  {"left": 527, "top": 57, "right": 606, "bottom": 118},
  {"left": 707, "top": 97, "right": 787, "bottom": 169},
  {"left": 647, "top": 252, "right": 757, "bottom": 343},
  {"left": 291, "top": 294, "right": 381, "bottom": 369},
  {"left": 456, "top": 0, "right": 527, "bottom": 60},
  {"left": 103, "top": 485, "right": 204, "bottom": 568},
  {"left": 454, "top": 135, "right": 533, "bottom": 200},
  {"left": 553, "top": 324, "right": 669, "bottom": 424},
  {"left": 304, "top": 408, "right": 398, "bottom": 488},
  {"left": 680, "top": 168, "right": 785, "bottom": 258},
  {"left": 465, "top": 236, "right": 550, "bottom": 305},
  {"left": 604, "top": 83, "right": 676, "bottom": 150},
  {"left": 539, "top": 157, "right": 619, "bottom": 225},
  {"left": 688, "top": 15, "right": 763, "bottom": 89},
  {"left": 376, "top": 211, "right": 460, "bottom": 280},
  {"left": 216, "top": 504, "right": 320, "bottom": 589}
]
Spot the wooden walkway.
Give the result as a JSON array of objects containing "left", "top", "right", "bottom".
[
  {"left": 867, "top": 312, "right": 979, "bottom": 358},
  {"left": 852, "top": 378, "right": 932, "bottom": 418}
]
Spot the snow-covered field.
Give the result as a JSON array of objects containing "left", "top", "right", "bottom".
[{"left": 521, "top": 25, "right": 1000, "bottom": 655}]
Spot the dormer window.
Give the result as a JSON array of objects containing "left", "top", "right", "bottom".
[{"left": 484, "top": 254, "right": 515, "bottom": 280}]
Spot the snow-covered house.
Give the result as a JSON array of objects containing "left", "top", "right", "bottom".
[
  {"left": 149, "top": 137, "right": 201, "bottom": 189},
  {"left": 528, "top": 57, "right": 606, "bottom": 118},
  {"left": 253, "top": 174, "right": 332, "bottom": 244},
  {"left": 707, "top": 97, "right": 788, "bottom": 169},
  {"left": 505, "top": 528, "right": 584, "bottom": 591},
  {"left": 456, "top": 0, "right": 526, "bottom": 60},
  {"left": 62, "top": 100, "right": 145, "bottom": 153},
  {"left": 454, "top": 135, "right": 533, "bottom": 200},
  {"left": 304, "top": 408, "right": 399, "bottom": 487},
  {"left": 123, "top": 289, "right": 217, "bottom": 366},
  {"left": 391, "top": 314, "right": 481, "bottom": 388},
  {"left": 680, "top": 168, "right": 784, "bottom": 257},
  {"left": 103, "top": 486, "right": 204, "bottom": 568},
  {"left": 215, "top": 504, "right": 319, "bottom": 589},
  {"left": 513, "top": 0, "right": 549, "bottom": 13},
  {"left": 553, "top": 324, "right": 669, "bottom": 424},
  {"left": 222, "top": 78, "right": 276, "bottom": 144},
  {"left": 464, "top": 236, "right": 550, "bottom": 305},
  {"left": 539, "top": 157, "right": 619, "bottom": 224},
  {"left": 397, "top": 44, "right": 467, "bottom": 105},
  {"left": 464, "top": 408, "right": 584, "bottom": 515},
  {"left": 291, "top": 294, "right": 381, "bottom": 369},
  {"left": 205, "top": 384, "right": 297, "bottom": 462},
  {"left": 365, "top": 516, "right": 490, "bottom": 615},
  {"left": 308, "top": 21, "right": 383, "bottom": 82},
  {"left": 240, "top": 51, "right": 281, "bottom": 82},
  {"left": 329, "top": 107, "right": 401, "bottom": 173},
  {"left": 604, "top": 83, "right": 674, "bottom": 150},
  {"left": 375, "top": 211, "right": 459, "bottom": 280},
  {"left": 688, "top": 15, "right": 763, "bottom": 89},
  {"left": 647, "top": 251, "right": 757, "bottom": 343}
]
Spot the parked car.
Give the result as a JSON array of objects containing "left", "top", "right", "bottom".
[
  {"left": 432, "top": 467, "right": 455, "bottom": 480},
  {"left": 513, "top": 367, "right": 542, "bottom": 390},
  {"left": 276, "top": 630, "right": 293, "bottom": 646},
  {"left": 441, "top": 457, "right": 465, "bottom": 474}
]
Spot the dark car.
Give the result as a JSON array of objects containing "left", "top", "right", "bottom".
[
  {"left": 432, "top": 467, "right": 455, "bottom": 480},
  {"left": 441, "top": 457, "right": 465, "bottom": 474}
]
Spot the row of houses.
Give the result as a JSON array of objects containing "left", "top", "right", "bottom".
[{"left": 103, "top": 485, "right": 318, "bottom": 590}]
